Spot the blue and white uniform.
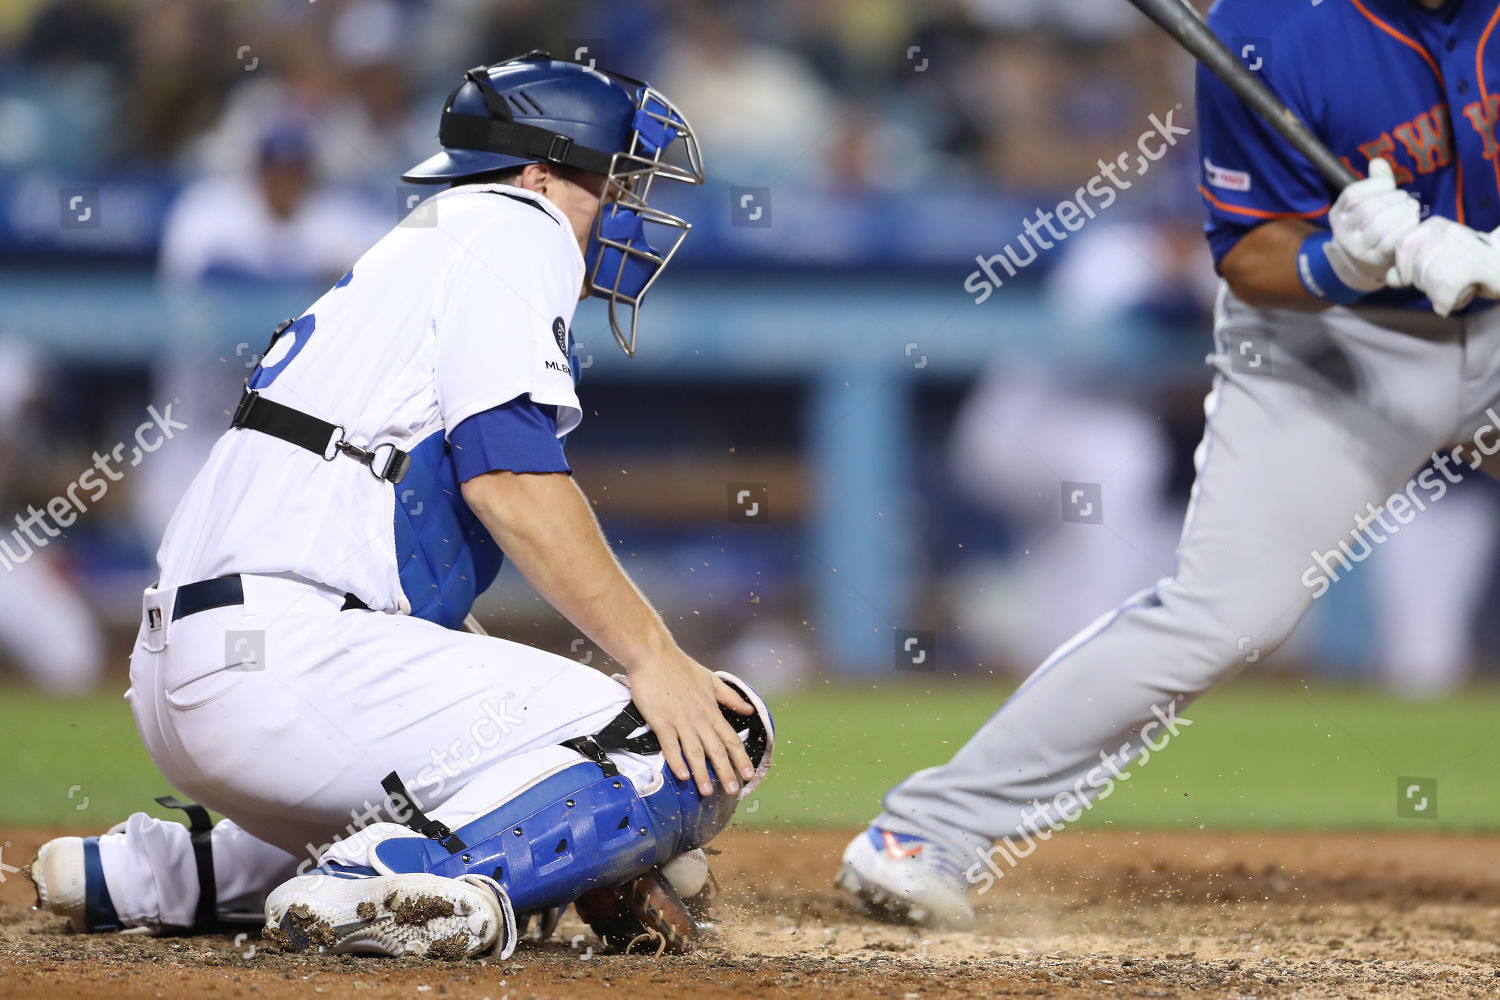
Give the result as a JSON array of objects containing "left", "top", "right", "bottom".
[
  {"left": 1198, "top": 0, "right": 1500, "bottom": 308},
  {"left": 38, "top": 53, "right": 768, "bottom": 956},
  {"left": 157, "top": 184, "right": 582, "bottom": 627},
  {"left": 110, "top": 183, "right": 647, "bottom": 928}
]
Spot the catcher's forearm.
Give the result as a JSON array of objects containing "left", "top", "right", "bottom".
[{"left": 460, "top": 469, "right": 675, "bottom": 670}]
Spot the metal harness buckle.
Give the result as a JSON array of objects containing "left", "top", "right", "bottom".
[
  {"left": 323, "top": 425, "right": 347, "bottom": 461},
  {"left": 335, "top": 440, "right": 411, "bottom": 484},
  {"left": 231, "top": 388, "right": 257, "bottom": 427}
]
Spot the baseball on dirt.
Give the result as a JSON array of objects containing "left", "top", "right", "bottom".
[{"left": 660, "top": 848, "right": 709, "bottom": 898}]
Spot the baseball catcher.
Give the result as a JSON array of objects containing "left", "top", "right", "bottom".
[{"left": 28, "top": 51, "right": 773, "bottom": 960}]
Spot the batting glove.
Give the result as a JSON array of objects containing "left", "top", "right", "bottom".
[
  {"left": 1389, "top": 216, "right": 1500, "bottom": 317},
  {"left": 1326, "top": 157, "right": 1422, "bottom": 292}
]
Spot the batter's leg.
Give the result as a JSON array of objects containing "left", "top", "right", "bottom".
[{"left": 840, "top": 293, "right": 1466, "bottom": 928}]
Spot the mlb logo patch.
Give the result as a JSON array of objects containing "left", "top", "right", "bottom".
[
  {"left": 146, "top": 606, "right": 163, "bottom": 631},
  {"left": 1204, "top": 158, "right": 1252, "bottom": 192}
]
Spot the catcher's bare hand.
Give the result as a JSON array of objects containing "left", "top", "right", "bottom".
[{"left": 629, "top": 652, "right": 754, "bottom": 797}]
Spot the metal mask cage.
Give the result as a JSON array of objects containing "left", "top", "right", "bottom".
[{"left": 586, "top": 83, "right": 705, "bottom": 357}]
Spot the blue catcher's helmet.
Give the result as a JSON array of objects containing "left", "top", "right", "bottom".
[{"left": 404, "top": 51, "right": 705, "bottom": 357}]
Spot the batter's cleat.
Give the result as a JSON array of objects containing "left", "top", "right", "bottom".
[
  {"left": 264, "top": 864, "right": 517, "bottom": 959},
  {"left": 27, "top": 834, "right": 128, "bottom": 933},
  {"left": 835, "top": 826, "right": 976, "bottom": 931}
]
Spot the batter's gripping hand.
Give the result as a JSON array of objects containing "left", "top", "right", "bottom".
[
  {"left": 1327, "top": 158, "right": 1422, "bottom": 292},
  {"left": 1390, "top": 216, "right": 1500, "bottom": 317}
]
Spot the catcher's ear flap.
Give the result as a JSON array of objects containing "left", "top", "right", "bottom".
[{"left": 713, "top": 670, "right": 774, "bottom": 798}]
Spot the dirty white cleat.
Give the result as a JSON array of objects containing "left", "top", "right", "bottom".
[
  {"left": 835, "top": 826, "right": 976, "bottom": 931},
  {"left": 28, "top": 834, "right": 131, "bottom": 933},
  {"left": 28, "top": 836, "right": 89, "bottom": 932},
  {"left": 264, "top": 866, "right": 517, "bottom": 959}
]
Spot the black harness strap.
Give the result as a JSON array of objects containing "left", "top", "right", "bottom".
[
  {"left": 232, "top": 385, "right": 411, "bottom": 485},
  {"left": 593, "top": 702, "right": 661, "bottom": 755},
  {"left": 560, "top": 703, "right": 655, "bottom": 779},
  {"left": 439, "top": 115, "right": 613, "bottom": 175},
  {"left": 562, "top": 699, "right": 767, "bottom": 777},
  {"left": 231, "top": 386, "right": 338, "bottom": 459},
  {"left": 435, "top": 63, "right": 615, "bottom": 176},
  {"left": 559, "top": 735, "right": 620, "bottom": 777},
  {"left": 154, "top": 795, "right": 217, "bottom": 929},
  {"left": 381, "top": 771, "right": 467, "bottom": 853}
]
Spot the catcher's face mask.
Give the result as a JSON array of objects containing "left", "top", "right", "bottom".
[{"left": 585, "top": 85, "right": 704, "bottom": 357}]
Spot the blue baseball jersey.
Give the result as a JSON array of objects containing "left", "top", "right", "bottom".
[{"left": 1198, "top": 0, "right": 1500, "bottom": 307}]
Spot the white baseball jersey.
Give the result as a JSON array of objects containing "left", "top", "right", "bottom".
[{"left": 155, "top": 184, "right": 585, "bottom": 626}]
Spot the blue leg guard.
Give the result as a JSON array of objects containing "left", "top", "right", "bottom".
[{"left": 374, "top": 671, "right": 774, "bottom": 915}]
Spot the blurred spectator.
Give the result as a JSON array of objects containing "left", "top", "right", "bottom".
[
  {"left": 946, "top": 364, "right": 1183, "bottom": 672},
  {"left": 961, "top": 0, "right": 1143, "bottom": 41},
  {"left": 1045, "top": 219, "right": 1218, "bottom": 328},
  {"left": 654, "top": 7, "right": 838, "bottom": 183},
  {"left": 460, "top": 0, "right": 595, "bottom": 71},
  {"left": 188, "top": 0, "right": 426, "bottom": 195},
  {"left": 5, "top": 0, "right": 1204, "bottom": 193},
  {"left": 1368, "top": 475, "right": 1500, "bottom": 699},
  {"left": 945, "top": 219, "right": 1213, "bottom": 672},
  {"left": 319, "top": 0, "right": 431, "bottom": 192},
  {"left": 118, "top": 0, "right": 234, "bottom": 165},
  {"left": 161, "top": 116, "right": 386, "bottom": 283},
  {"left": 19, "top": 0, "right": 128, "bottom": 74},
  {"left": 0, "top": 338, "right": 104, "bottom": 695}
]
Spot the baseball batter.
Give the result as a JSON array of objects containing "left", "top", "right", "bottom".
[
  {"left": 28, "top": 53, "right": 773, "bottom": 959},
  {"left": 839, "top": 0, "right": 1500, "bottom": 928}
]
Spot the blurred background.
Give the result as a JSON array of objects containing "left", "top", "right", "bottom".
[{"left": 2, "top": 0, "right": 1499, "bottom": 707}]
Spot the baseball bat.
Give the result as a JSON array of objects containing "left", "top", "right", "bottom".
[{"left": 1124, "top": 0, "right": 1359, "bottom": 190}]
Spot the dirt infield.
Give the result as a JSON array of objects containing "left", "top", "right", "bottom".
[{"left": 3, "top": 826, "right": 1498, "bottom": 999}]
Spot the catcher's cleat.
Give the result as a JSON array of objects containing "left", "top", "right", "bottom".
[
  {"left": 836, "top": 826, "right": 976, "bottom": 931},
  {"left": 573, "top": 867, "right": 700, "bottom": 954},
  {"left": 28, "top": 833, "right": 132, "bottom": 934},
  {"left": 264, "top": 865, "right": 517, "bottom": 959}
]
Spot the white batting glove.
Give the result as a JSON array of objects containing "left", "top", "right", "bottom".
[
  {"left": 1326, "top": 158, "right": 1422, "bottom": 291},
  {"left": 1389, "top": 216, "right": 1500, "bottom": 317}
]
